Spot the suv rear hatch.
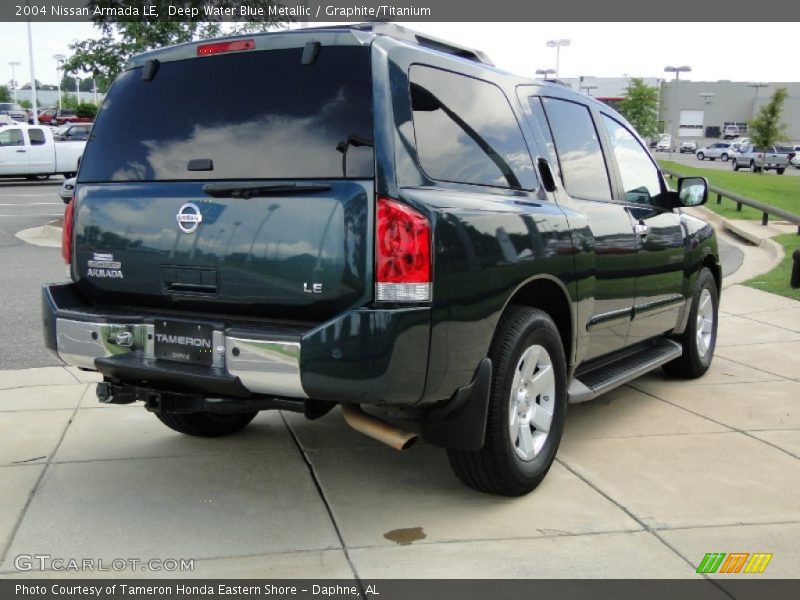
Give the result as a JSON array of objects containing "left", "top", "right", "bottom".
[{"left": 75, "top": 39, "right": 374, "bottom": 322}]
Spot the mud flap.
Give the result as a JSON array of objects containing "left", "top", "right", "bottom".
[{"left": 420, "top": 358, "right": 492, "bottom": 451}]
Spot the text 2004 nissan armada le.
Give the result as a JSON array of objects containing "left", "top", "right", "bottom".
[{"left": 43, "top": 24, "right": 719, "bottom": 496}]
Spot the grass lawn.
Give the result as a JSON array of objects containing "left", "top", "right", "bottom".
[
  {"left": 658, "top": 160, "right": 800, "bottom": 221},
  {"left": 744, "top": 233, "right": 800, "bottom": 301}
]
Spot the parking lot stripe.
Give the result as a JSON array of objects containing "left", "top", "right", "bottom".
[{"left": 0, "top": 213, "right": 63, "bottom": 218}]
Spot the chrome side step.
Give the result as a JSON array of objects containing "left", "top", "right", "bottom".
[{"left": 568, "top": 339, "right": 682, "bottom": 404}]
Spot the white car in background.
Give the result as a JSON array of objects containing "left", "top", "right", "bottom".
[
  {"left": 791, "top": 155, "right": 800, "bottom": 169},
  {"left": 655, "top": 134, "right": 673, "bottom": 152},
  {"left": 696, "top": 142, "right": 734, "bottom": 161},
  {"left": 722, "top": 125, "right": 741, "bottom": 139}
]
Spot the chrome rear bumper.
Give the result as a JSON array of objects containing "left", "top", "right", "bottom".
[{"left": 49, "top": 314, "right": 307, "bottom": 400}]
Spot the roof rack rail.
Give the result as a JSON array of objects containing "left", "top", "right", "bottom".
[{"left": 317, "top": 22, "right": 494, "bottom": 66}]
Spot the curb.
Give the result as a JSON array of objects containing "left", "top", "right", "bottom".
[
  {"left": 690, "top": 206, "right": 785, "bottom": 288},
  {"left": 14, "top": 219, "right": 63, "bottom": 249}
]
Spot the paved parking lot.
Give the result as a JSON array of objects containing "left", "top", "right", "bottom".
[
  {"left": 0, "top": 285, "right": 797, "bottom": 580},
  {"left": 657, "top": 150, "right": 800, "bottom": 176}
]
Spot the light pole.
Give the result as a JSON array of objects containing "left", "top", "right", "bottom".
[
  {"left": 664, "top": 65, "right": 691, "bottom": 161},
  {"left": 26, "top": 21, "right": 38, "bottom": 125},
  {"left": 580, "top": 84, "right": 598, "bottom": 97},
  {"left": 748, "top": 82, "right": 768, "bottom": 120},
  {"left": 8, "top": 61, "right": 20, "bottom": 103},
  {"left": 546, "top": 39, "right": 570, "bottom": 79},
  {"left": 536, "top": 68, "right": 556, "bottom": 81},
  {"left": 53, "top": 54, "right": 65, "bottom": 111},
  {"left": 75, "top": 76, "right": 81, "bottom": 105}
]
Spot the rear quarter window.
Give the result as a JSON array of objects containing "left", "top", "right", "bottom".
[{"left": 409, "top": 65, "right": 537, "bottom": 191}]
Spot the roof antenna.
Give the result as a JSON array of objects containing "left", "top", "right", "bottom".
[{"left": 301, "top": 41, "right": 321, "bottom": 66}]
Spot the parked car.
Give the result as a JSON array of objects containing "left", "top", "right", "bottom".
[
  {"left": 37, "top": 108, "right": 58, "bottom": 125},
  {"left": 655, "top": 134, "right": 673, "bottom": 152},
  {"left": 722, "top": 125, "right": 740, "bottom": 139},
  {"left": 44, "top": 24, "right": 720, "bottom": 497},
  {"left": 696, "top": 142, "right": 734, "bottom": 161},
  {"left": 53, "top": 123, "right": 92, "bottom": 141},
  {"left": 0, "top": 102, "right": 26, "bottom": 122},
  {"left": 774, "top": 145, "right": 799, "bottom": 162},
  {"left": 731, "top": 145, "right": 790, "bottom": 174},
  {"left": 791, "top": 155, "right": 800, "bottom": 169},
  {"left": 0, "top": 124, "right": 84, "bottom": 179},
  {"left": 679, "top": 140, "right": 698, "bottom": 153},
  {"left": 54, "top": 109, "right": 93, "bottom": 126},
  {"left": 59, "top": 177, "right": 76, "bottom": 203}
]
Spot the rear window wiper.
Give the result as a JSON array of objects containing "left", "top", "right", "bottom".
[{"left": 202, "top": 182, "right": 332, "bottom": 199}]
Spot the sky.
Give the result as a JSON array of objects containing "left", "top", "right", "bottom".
[{"left": 1, "top": 21, "right": 799, "bottom": 90}]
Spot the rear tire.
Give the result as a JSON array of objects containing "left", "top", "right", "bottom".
[
  {"left": 156, "top": 411, "right": 257, "bottom": 437},
  {"left": 721, "top": 153, "right": 729, "bottom": 161},
  {"left": 447, "top": 306, "right": 567, "bottom": 496},
  {"left": 664, "top": 268, "right": 718, "bottom": 379}
]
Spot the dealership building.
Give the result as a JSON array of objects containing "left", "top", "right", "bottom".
[{"left": 560, "top": 77, "right": 800, "bottom": 143}]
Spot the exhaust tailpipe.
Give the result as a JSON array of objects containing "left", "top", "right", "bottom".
[{"left": 340, "top": 404, "right": 418, "bottom": 451}]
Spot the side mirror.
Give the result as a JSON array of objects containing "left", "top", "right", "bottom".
[{"left": 677, "top": 176, "right": 708, "bottom": 207}]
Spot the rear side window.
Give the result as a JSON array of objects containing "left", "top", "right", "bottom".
[
  {"left": 539, "top": 98, "right": 611, "bottom": 201},
  {"left": 409, "top": 65, "right": 536, "bottom": 190},
  {"left": 29, "top": 129, "right": 46, "bottom": 145},
  {"left": 79, "top": 46, "right": 373, "bottom": 182}
]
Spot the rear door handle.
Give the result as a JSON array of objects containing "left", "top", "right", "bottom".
[
  {"left": 16, "top": 149, "right": 26, "bottom": 153},
  {"left": 634, "top": 223, "right": 650, "bottom": 237}
]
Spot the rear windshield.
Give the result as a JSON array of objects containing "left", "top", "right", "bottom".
[{"left": 79, "top": 45, "right": 373, "bottom": 183}]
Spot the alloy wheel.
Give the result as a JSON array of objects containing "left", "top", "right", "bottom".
[{"left": 508, "top": 344, "right": 556, "bottom": 461}]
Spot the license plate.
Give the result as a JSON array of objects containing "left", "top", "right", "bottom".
[{"left": 154, "top": 320, "right": 214, "bottom": 366}]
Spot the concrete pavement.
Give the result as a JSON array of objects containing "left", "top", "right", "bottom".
[{"left": 0, "top": 285, "right": 797, "bottom": 579}]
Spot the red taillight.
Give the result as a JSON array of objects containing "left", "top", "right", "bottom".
[
  {"left": 375, "top": 197, "right": 431, "bottom": 302},
  {"left": 62, "top": 196, "right": 74, "bottom": 265},
  {"left": 197, "top": 39, "right": 255, "bottom": 56}
]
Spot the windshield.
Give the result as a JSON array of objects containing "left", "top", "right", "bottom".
[
  {"left": 79, "top": 45, "right": 374, "bottom": 183},
  {"left": 54, "top": 125, "right": 70, "bottom": 135}
]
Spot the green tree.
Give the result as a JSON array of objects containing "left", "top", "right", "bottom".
[
  {"left": 0, "top": 85, "right": 10, "bottom": 102},
  {"left": 61, "top": 94, "right": 79, "bottom": 110},
  {"left": 618, "top": 78, "right": 660, "bottom": 141},
  {"left": 748, "top": 87, "right": 788, "bottom": 150},
  {"left": 19, "top": 99, "right": 32, "bottom": 109},
  {"left": 63, "top": 1, "right": 285, "bottom": 89},
  {"left": 76, "top": 103, "right": 99, "bottom": 119}
]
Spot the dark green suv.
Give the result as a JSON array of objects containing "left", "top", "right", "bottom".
[{"left": 43, "top": 24, "right": 720, "bottom": 496}]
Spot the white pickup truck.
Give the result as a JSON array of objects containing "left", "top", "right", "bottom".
[
  {"left": 731, "top": 144, "right": 790, "bottom": 174},
  {"left": 0, "top": 123, "right": 85, "bottom": 180}
]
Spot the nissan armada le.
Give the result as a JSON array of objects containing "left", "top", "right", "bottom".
[{"left": 43, "top": 24, "right": 720, "bottom": 496}]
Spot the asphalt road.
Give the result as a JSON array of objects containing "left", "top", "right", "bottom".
[
  {"left": 0, "top": 178, "right": 69, "bottom": 370},
  {"left": 657, "top": 150, "right": 800, "bottom": 176},
  {"left": 0, "top": 178, "right": 743, "bottom": 371}
]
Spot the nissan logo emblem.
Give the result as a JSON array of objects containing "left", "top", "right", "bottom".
[{"left": 176, "top": 203, "right": 203, "bottom": 234}]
